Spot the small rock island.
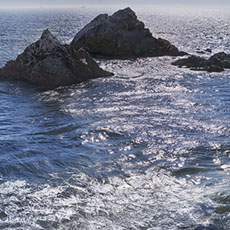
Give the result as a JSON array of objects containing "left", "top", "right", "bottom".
[
  {"left": 172, "top": 52, "right": 230, "bottom": 72},
  {"left": 0, "top": 29, "right": 112, "bottom": 88},
  {"left": 71, "top": 7, "right": 186, "bottom": 58},
  {"left": 1, "top": 7, "right": 228, "bottom": 88},
  {"left": 0, "top": 7, "right": 187, "bottom": 88}
]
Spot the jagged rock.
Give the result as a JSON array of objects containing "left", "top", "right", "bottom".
[
  {"left": 0, "top": 29, "right": 112, "bottom": 88},
  {"left": 71, "top": 7, "right": 187, "bottom": 58},
  {"left": 171, "top": 52, "right": 230, "bottom": 72}
]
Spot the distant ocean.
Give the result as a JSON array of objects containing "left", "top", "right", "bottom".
[{"left": 0, "top": 7, "right": 230, "bottom": 229}]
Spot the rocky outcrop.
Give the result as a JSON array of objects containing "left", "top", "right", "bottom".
[
  {"left": 71, "top": 7, "right": 187, "bottom": 58},
  {"left": 171, "top": 52, "right": 230, "bottom": 72},
  {"left": 0, "top": 29, "right": 112, "bottom": 88}
]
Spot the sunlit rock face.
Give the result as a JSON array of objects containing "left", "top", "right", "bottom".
[
  {"left": 0, "top": 29, "right": 112, "bottom": 88},
  {"left": 172, "top": 52, "right": 230, "bottom": 72},
  {"left": 71, "top": 7, "right": 187, "bottom": 58}
]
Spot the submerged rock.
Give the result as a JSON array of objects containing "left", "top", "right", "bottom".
[
  {"left": 171, "top": 52, "right": 230, "bottom": 72},
  {"left": 71, "top": 7, "right": 187, "bottom": 58},
  {"left": 0, "top": 29, "right": 112, "bottom": 88}
]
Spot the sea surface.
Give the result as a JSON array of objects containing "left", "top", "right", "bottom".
[{"left": 0, "top": 6, "right": 230, "bottom": 230}]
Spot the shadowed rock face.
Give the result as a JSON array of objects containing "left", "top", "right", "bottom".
[
  {"left": 171, "top": 52, "right": 230, "bottom": 72},
  {"left": 0, "top": 29, "right": 112, "bottom": 88},
  {"left": 71, "top": 7, "right": 187, "bottom": 58}
]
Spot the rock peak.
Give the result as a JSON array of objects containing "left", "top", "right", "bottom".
[
  {"left": 19, "top": 29, "right": 63, "bottom": 66},
  {"left": 40, "top": 29, "right": 60, "bottom": 44},
  {"left": 41, "top": 29, "right": 52, "bottom": 37},
  {"left": 111, "top": 7, "right": 137, "bottom": 20}
]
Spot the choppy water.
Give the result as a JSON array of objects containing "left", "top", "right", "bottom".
[{"left": 0, "top": 7, "right": 230, "bottom": 230}]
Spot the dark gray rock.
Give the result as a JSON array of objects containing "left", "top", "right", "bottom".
[
  {"left": 172, "top": 55, "right": 209, "bottom": 68},
  {"left": 0, "top": 29, "right": 112, "bottom": 88},
  {"left": 172, "top": 52, "right": 230, "bottom": 72},
  {"left": 208, "top": 52, "right": 230, "bottom": 68},
  {"left": 71, "top": 7, "right": 187, "bottom": 58}
]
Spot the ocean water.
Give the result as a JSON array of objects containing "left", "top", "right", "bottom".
[{"left": 0, "top": 7, "right": 230, "bottom": 230}]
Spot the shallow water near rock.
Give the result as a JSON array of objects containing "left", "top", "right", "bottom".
[{"left": 0, "top": 7, "right": 230, "bottom": 229}]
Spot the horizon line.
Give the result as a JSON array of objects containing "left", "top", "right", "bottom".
[{"left": 0, "top": 3, "right": 230, "bottom": 10}]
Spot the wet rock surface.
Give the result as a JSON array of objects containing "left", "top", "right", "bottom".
[
  {"left": 171, "top": 52, "right": 230, "bottom": 72},
  {"left": 71, "top": 7, "right": 187, "bottom": 58},
  {"left": 0, "top": 29, "right": 112, "bottom": 88}
]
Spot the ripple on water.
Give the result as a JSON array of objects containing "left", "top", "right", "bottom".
[
  {"left": 0, "top": 169, "right": 220, "bottom": 230},
  {"left": 0, "top": 7, "right": 230, "bottom": 230}
]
